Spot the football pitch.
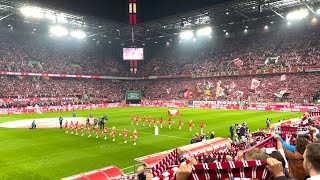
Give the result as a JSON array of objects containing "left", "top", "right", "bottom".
[{"left": 0, "top": 107, "right": 303, "bottom": 179}]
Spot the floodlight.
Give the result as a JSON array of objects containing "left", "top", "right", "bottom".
[
  {"left": 244, "top": 29, "right": 248, "bottom": 33},
  {"left": 179, "top": 30, "right": 193, "bottom": 39},
  {"left": 286, "top": 9, "right": 309, "bottom": 21},
  {"left": 264, "top": 25, "right": 269, "bottom": 30},
  {"left": 70, "top": 30, "right": 87, "bottom": 39},
  {"left": 317, "top": 8, "right": 320, "bottom": 14},
  {"left": 45, "top": 13, "right": 56, "bottom": 22},
  {"left": 20, "top": 6, "right": 44, "bottom": 18},
  {"left": 57, "top": 14, "right": 68, "bottom": 24},
  {"left": 50, "top": 26, "right": 68, "bottom": 37},
  {"left": 197, "top": 27, "right": 212, "bottom": 36}
]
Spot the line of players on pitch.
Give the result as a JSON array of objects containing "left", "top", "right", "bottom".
[
  {"left": 64, "top": 120, "right": 138, "bottom": 145},
  {"left": 130, "top": 115, "right": 206, "bottom": 132}
]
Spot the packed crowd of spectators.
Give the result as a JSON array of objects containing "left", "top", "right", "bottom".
[
  {"left": 138, "top": 27, "right": 320, "bottom": 76},
  {"left": 1, "top": 25, "right": 320, "bottom": 107},
  {"left": 0, "top": 76, "right": 123, "bottom": 108},
  {"left": 1, "top": 26, "right": 319, "bottom": 77},
  {"left": 0, "top": 72, "right": 319, "bottom": 107},
  {"left": 125, "top": 73, "right": 320, "bottom": 103},
  {"left": 0, "top": 29, "right": 128, "bottom": 76}
]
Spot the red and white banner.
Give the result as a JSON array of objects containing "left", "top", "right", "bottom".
[
  {"left": 168, "top": 109, "right": 182, "bottom": 116},
  {"left": 0, "top": 65, "right": 319, "bottom": 80},
  {"left": 232, "top": 58, "right": 244, "bottom": 67},
  {"left": 0, "top": 97, "right": 73, "bottom": 103}
]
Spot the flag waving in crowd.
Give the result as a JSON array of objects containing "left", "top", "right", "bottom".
[
  {"left": 232, "top": 58, "right": 244, "bottom": 67},
  {"left": 251, "top": 79, "right": 261, "bottom": 90}
]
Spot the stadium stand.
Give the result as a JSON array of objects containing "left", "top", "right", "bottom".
[
  {"left": 0, "top": 72, "right": 319, "bottom": 108},
  {"left": 0, "top": 29, "right": 128, "bottom": 76},
  {"left": 138, "top": 27, "right": 320, "bottom": 76}
]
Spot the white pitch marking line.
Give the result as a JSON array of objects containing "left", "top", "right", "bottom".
[{"left": 138, "top": 132, "right": 190, "bottom": 139}]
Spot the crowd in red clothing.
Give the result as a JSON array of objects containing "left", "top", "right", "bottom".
[
  {"left": 0, "top": 29, "right": 128, "bottom": 76},
  {"left": 138, "top": 27, "right": 320, "bottom": 76},
  {"left": 0, "top": 72, "right": 319, "bottom": 108},
  {"left": 1, "top": 25, "right": 320, "bottom": 108}
]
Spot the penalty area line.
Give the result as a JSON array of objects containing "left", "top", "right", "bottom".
[{"left": 138, "top": 132, "right": 190, "bottom": 139}]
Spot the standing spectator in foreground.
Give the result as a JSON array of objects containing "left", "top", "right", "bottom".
[
  {"left": 59, "top": 116, "right": 63, "bottom": 129},
  {"left": 267, "top": 144, "right": 320, "bottom": 180},
  {"left": 275, "top": 135, "right": 309, "bottom": 180},
  {"left": 230, "top": 124, "right": 234, "bottom": 140},
  {"left": 303, "top": 143, "right": 320, "bottom": 180}
]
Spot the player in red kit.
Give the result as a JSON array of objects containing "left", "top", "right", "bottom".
[
  {"left": 200, "top": 120, "right": 206, "bottom": 133},
  {"left": 131, "top": 115, "right": 134, "bottom": 125},
  {"left": 159, "top": 117, "right": 164, "bottom": 128},
  {"left": 80, "top": 124, "right": 85, "bottom": 136},
  {"left": 189, "top": 120, "right": 194, "bottom": 131},
  {"left": 153, "top": 117, "right": 157, "bottom": 127},
  {"left": 69, "top": 121, "right": 74, "bottom": 134},
  {"left": 132, "top": 130, "right": 138, "bottom": 145},
  {"left": 111, "top": 126, "right": 116, "bottom": 141},
  {"left": 135, "top": 116, "right": 139, "bottom": 125},
  {"left": 142, "top": 116, "right": 146, "bottom": 126},
  {"left": 74, "top": 121, "right": 79, "bottom": 135},
  {"left": 64, "top": 120, "right": 69, "bottom": 133},
  {"left": 167, "top": 118, "right": 173, "bottom": 129},
  {"left": 123, "top": 128, "right": 128, "bottom": 143},
  {"left": 87, "top": 124, "right": 92, "bottom": 137},
  {"left": 103, "top": 126, "right": 108, "bottom": 139},
  {"left": 178, "top": 119, "right": 183, "bottom": 130},
  {"left": 95, "top": 125, "right": 99, "bottom": 138},
  {"left": 148, "top": 116, "right": 152, "bottom": 127}
]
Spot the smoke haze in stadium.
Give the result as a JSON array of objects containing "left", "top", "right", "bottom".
[{"left": 28, "top": 0, "right": 231, "bottom": 22}]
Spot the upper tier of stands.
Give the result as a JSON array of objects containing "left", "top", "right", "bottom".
[
  {"left": 0, "top": 26, "right": 319, "bottom": 77},
  {"left": 138, "top": 27, "right": 320, "bottom": 76}
]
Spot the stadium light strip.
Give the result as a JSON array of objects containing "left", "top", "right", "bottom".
[
  {"left": 179, "top": 30, "right": 193, "bottom": 40},
  {"left": 197, "top": 27, "right": 212, "bottom": 36},
  {"left": 70, "top": 30, "right": 87, "bottom": 39},
  {"left": 49, "top": 26, "right": 68, "bottom": 37},
  {"left": 286, "top": 9, "right": 309, "bottom": 21},
  {"left": 20, "top": 6, "right": 44, "bottom": 18}
]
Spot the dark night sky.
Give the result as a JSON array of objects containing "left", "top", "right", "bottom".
[{"left": 28, "top": 0, "right": 230, "bottom": 23}]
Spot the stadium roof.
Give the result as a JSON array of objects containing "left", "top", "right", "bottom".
[{"left": 1, "top": 0, "right": 320, "bottom": 46}]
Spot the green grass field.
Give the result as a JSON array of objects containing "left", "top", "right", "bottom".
[{"left": 0, "top": 107, "right": 303, "bottom": 180}]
